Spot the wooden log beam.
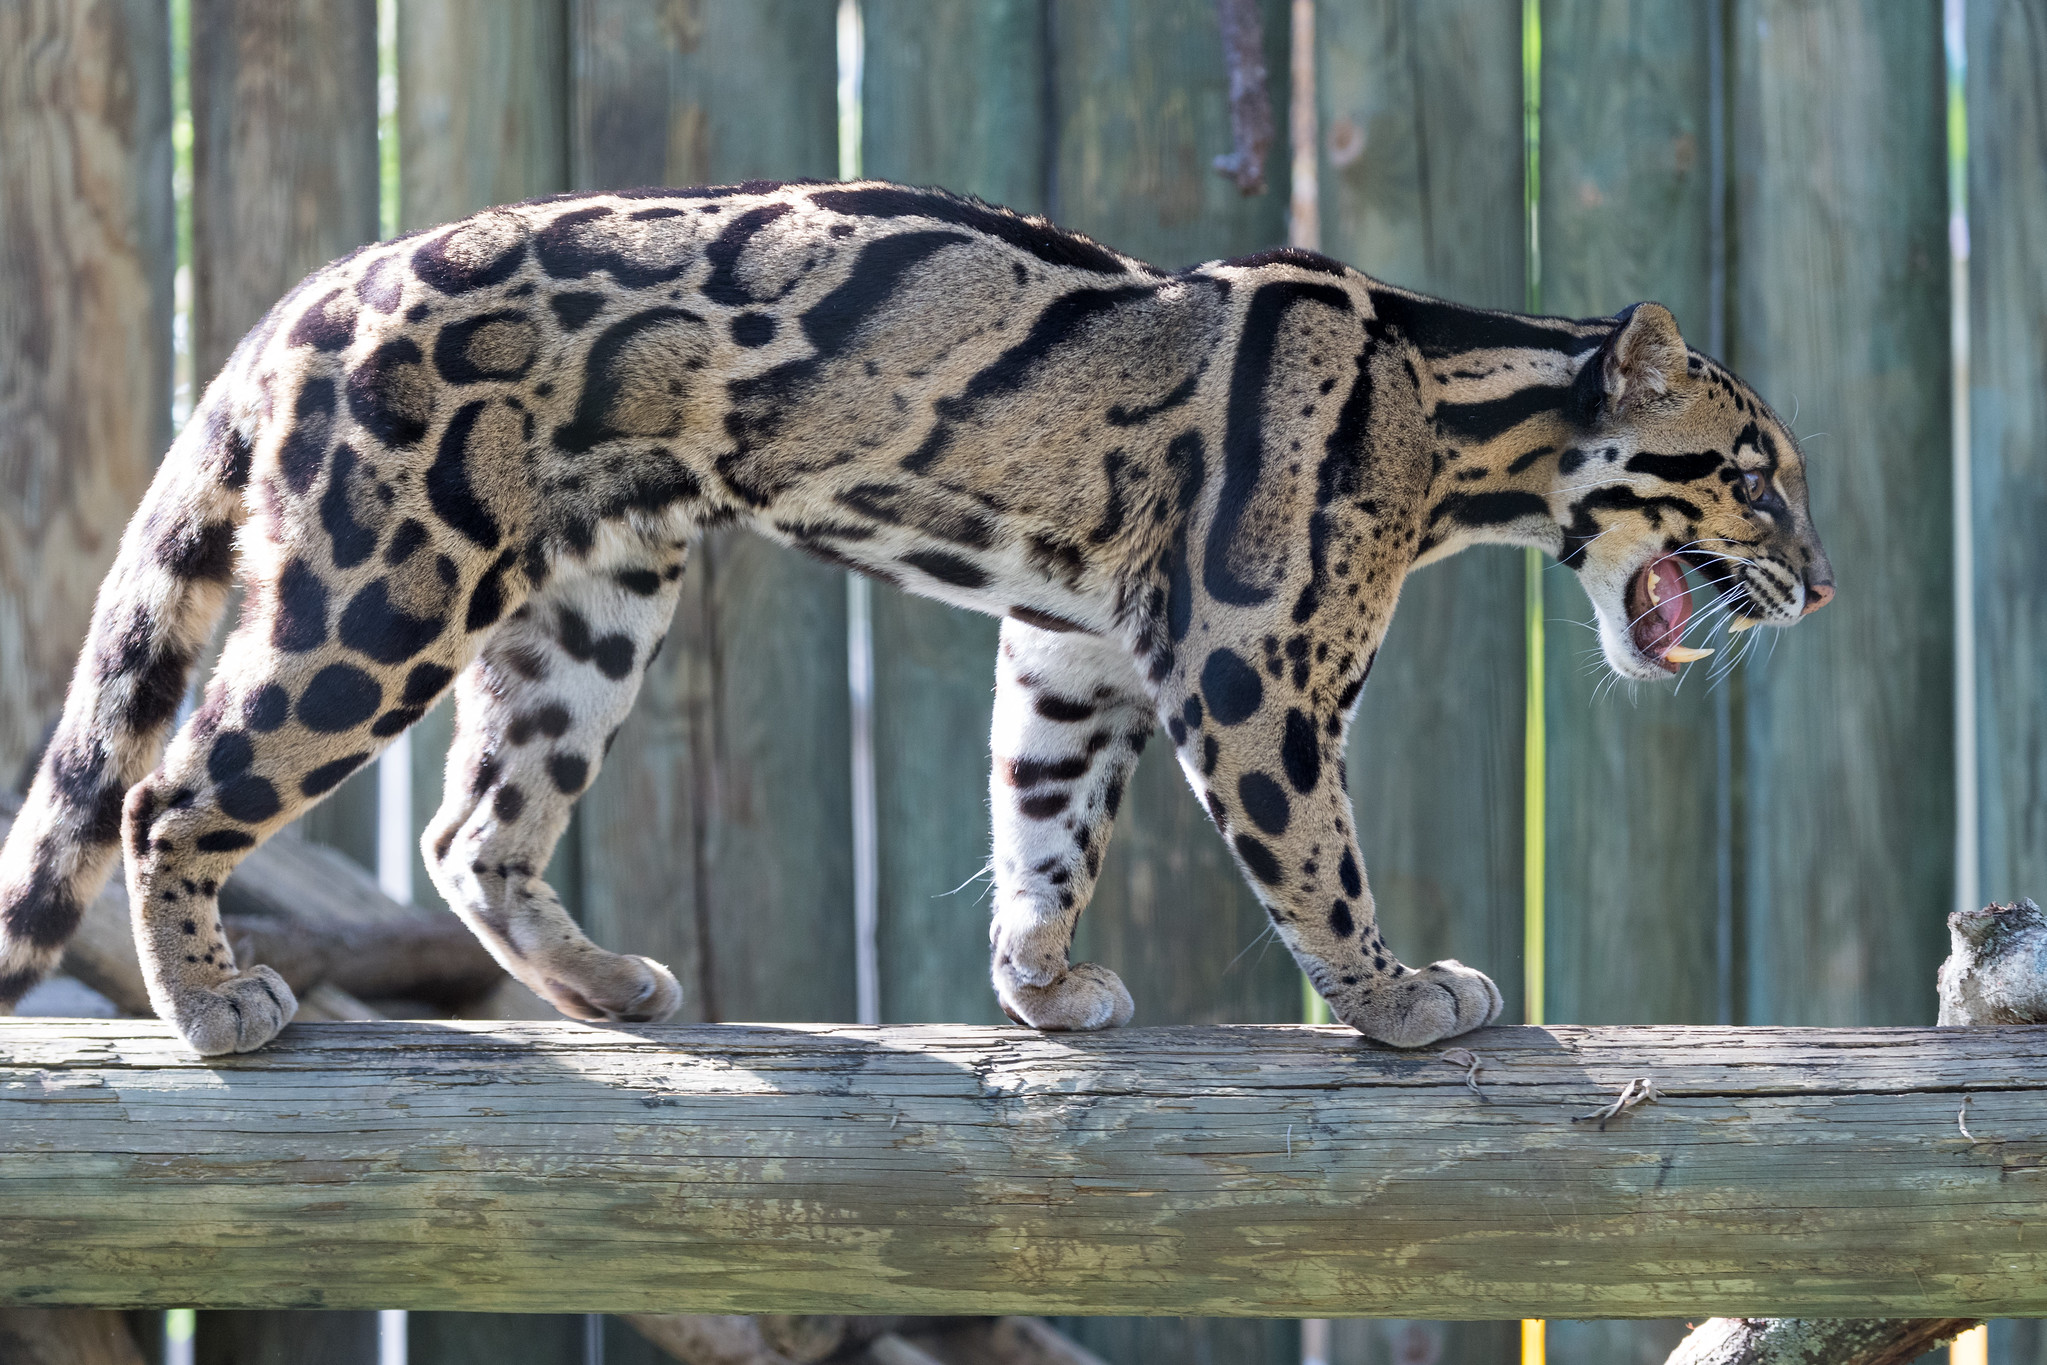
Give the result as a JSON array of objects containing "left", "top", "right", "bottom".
[{"left": 1, "top": 1020, "right": 2042, "bottom": 1318}]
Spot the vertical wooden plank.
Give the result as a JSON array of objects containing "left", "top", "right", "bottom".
[
  {"left": 570, "top": 0, "right": 853, "bottom": 1023},
  {"left": 1730, "top": 0, "right": 1950, "bottom": 1025},
  {"left": 1538, "top": 11, "right": 1717, "bottom": 1356},
  {"left": 1042, "top": 5, "right": 1296, "bottom": 1359},
  {"left": 185, "top": 5, "right": 382, "bottom": 1355},
  {"left": 859, "top": 0, "right": 1043, "bottom": 1025},
  {"left": 1317, "top": 4, "right": 1522, "bottom": 1362},
  {"left": 1538, "top": 7, "right": 1721, "bottom": 1022},
  {"left": 396, "top": 0, "right": 570, "bottom": 924},
  {"left": 189, "top": 0, "right": 382, "bottom": 869},
  {"left": 0, "top": 0, "right": 173, "bottom": 784},
  {"left": 1318, "top": 0, "right": 1527, "bottom": 1023},
  {"left": 395, "top": 6, "right": 581, "bottom": 1358},
  {"left": 1050, "top": 0, "right": 1300, "bottom": 1034},
  {"left": 1970, "top": 0, "right": 2047, "bottom": 911}
]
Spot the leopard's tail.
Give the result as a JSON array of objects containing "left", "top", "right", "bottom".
[{"left": 0, "top": 384, "right": 254, "bottom": 1010}]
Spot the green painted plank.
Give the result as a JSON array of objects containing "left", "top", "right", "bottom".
[
  {"left": 859, "top": 0, "right": 1044, "bottom": 1026},
  {"left": 569, "top": 0, "right": 852, "bottom": 1023},
  {"left": 1969, "top": 0, "right": 2047, "bottom": 911},
  {"left": 1317, "top": 4, "right": 1524, "bottom": 1361},
  {"left": 1730, "top": 0, "right": 1951, "bottom": 1026},
  {"left": 1538, "top": 2, "right": 1721, "bottom": 1027},
  {"left": 1045, "top": 4, "right": 1297, "bottom": 1358},
  {"left": 1318, "top": 0, "right": 1528, "bottom": 1030},
  {"left": 1536, "top": 7, "right": 1720, "bottom": 1360}
]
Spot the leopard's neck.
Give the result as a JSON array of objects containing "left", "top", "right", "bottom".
[{"left": 1363, "top": 285, "right": 1612, "bottom": 567}]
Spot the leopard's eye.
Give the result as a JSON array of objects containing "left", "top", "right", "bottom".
[{"left": 1737, "top": 470, "right": 1767, "bottom": 504}]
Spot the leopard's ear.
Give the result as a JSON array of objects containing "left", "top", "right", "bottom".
[{"left": 1600, "top": 302, "right": 1689, "bottom": 413}]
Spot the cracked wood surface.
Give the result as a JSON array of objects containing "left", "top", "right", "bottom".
[{"left": 1, "top": 1020, "right": 2043, "bottom": 1318}]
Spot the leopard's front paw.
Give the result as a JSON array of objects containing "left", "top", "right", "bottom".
[
  {"left": 167, "top": 966, "right": 298, "bottom": 1055},
  {"left": 540, "top": 954, "right": 682, "bottom": 1024},
  {"left": 994, "top": 960, "right": 1134, "bottom": 1031},
  {"left": 1340, "top": 959, "right": 1502, "bottom": 1049}
]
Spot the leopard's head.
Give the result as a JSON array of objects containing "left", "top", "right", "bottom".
[{"left": 1555, "top": 302, "right": 1833, "bottom": 682}]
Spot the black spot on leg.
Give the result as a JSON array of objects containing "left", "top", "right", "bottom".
[
  {"left": 124, "top": 645, "right": 193, "bottom": 734},
  {"left": 1033, "top": 694, "right": 1095, "bottom": 723},
  {"left": 1237, "top": 772, "right": 1290, "bottom": 835},
  {"left": 557, "top": 608, "right": 594, "bottom": 660},
  {"left": 278, "top": 377, "right": 337, "bottom": 494},
  {"left": 207, "top": 733, "right": 254, "bottom": 783},
  {"left": 320, "top": 445, "right": 379, "bottom": 569},
  {"left": 1329, "top": 900, "right": 1355, "bottom": 937},
  {"left": 1201, "top": 648, "right": 1263, "bottom": 725},
  {"left": 339, "top": 579, "right": 445, "bottom": 664},
  {"left": 370, "top": 707, "right": 425, "bottom": 737},
  {"left": 492, "top": 784, "right": 526, "bottom": 822},
  {"left": 301, "top": 752, "right": 373, "bottom": 798},
  {"left": 245, "top": 685, "right": 290, "bottom": 732},
  {"left": 272, "top": 559, "right": 331, "bottom": 653},
  {"left": 547, "top": 753, "right": 589, "bottom": 794},
  {"left": 616, "top": 568, "right": 661, "bottom": 596},
  {"left": 1338, "top": 849, "right": 1362, "bottom": 898},
  {"left": 296, "top": 664, "right": 382, "bottom": 733},
  {"left": 506, "top": 703, "right": 571, "bottom": 744},
  {"left": 591, "top": 635, "right": 635, "bottom": 679},
  {"left": 1019, "top": 792, "right": 1070, "bottom": 819},
  {"left": 156, "top": 518, "right": 236, "bottom": 582},
  {"left": 1, "top": 863, "right": 81, "bottom": 950},
  {"left": 216, "top": 775, "right": 281, "bottom": 824},
  {"left": 1234, "top": 833, "right": 1283, "bottom": 884},
  {"left": 465, "top": 547, "right": 520, "bottom": 631},
  {"left": 195, "top": 829, "right": 255, "bottom": 853},
  {"left": 402, "top": 663, "right": 455, "bottom": 706},
  {"left": 1282, "top": 709, "right": 1320, "bottom": 794}
]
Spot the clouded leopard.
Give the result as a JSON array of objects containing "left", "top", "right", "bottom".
[{"left": 0, "top": 180, "right": 1833, "bottom": 1054}]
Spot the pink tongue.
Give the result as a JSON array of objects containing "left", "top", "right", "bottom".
[{"left": 1649, "top": 555, "right": 1689, "bottom": 647}]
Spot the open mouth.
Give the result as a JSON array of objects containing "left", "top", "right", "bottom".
[{"left": 1625, "top": 554, "right": 1716, "bottom": 673}]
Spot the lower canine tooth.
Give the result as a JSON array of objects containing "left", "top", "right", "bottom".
[
  {"left": 1664, "top": 646, "right": 1715, "bottom": 664},
  {"left": 1727, "top": 616, "right": 1759, "bottom": 633}
]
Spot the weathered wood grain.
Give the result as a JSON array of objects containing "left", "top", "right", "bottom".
[
  {"left": 1969, "top": 0, "right": 2047, "bottom": 918},
  {"left": 1728, "top": 1, "right": 1951, "bottom": 1024},
  {"left": 1537, "top": 0, "right": 1721, "bottom": 1034},
  {"left": 189, "top": 0, "right": 382, "bottom": 872},
  {"left": 4, "top": 1020, "right": 2042, "bottom": 1319},
  {"left": 0, "top": 0, "right": 173, "bottom": 787},
  {"left": 568, "top": 1, "right": 853, "bottom": 1025},
  {"left": 1316, "top": 0, "right": 1529, "bottom": 1031},
  {"left": 858, "top": 0, "right": 1043, "bottom": 1027}
]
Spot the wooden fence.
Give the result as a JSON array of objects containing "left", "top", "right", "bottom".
[{"left": 1, "top": 1, "right": 2042, "bottom": 1363}]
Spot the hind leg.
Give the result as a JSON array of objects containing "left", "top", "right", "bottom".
[
  {"left": 422, "top": 553, "right": 686, "bottom": 1023},
  {"left": 123, "top": 586, "right": 489, "bottom": 1053},
  {"left": 986, "top": 618, "right": 1156, "bottom": 1030}
]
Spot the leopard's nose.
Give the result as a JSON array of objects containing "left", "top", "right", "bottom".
[{"left": 1802, "top": 581, "right": 1834, "bottom": 615}]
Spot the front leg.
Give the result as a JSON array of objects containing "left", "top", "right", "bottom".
[
  {"left": 986, "top": 618, "right": 1154, "bottom": 1030},
  {"left": 1160, "top": 644, "right": 1502, "bottom": 1048}
]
